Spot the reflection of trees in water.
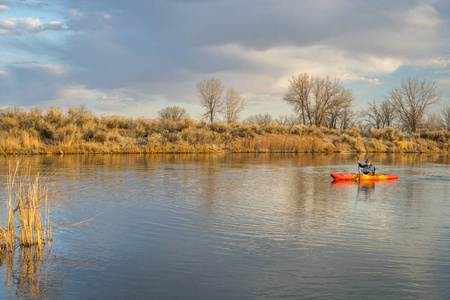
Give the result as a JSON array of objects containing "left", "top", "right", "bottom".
[
  {"left": 0, "top": 153, "right": 448, "bottom": 177},
  {"left": 285, "top": 173, "right": 351, "bottom": 229},
  {"left": 0, "top": 246, "right": 56, "bottom": 299}
]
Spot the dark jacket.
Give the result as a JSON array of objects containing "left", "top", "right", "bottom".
[{"left": 359, "top": 163, "right": 375, "bottom": 174}]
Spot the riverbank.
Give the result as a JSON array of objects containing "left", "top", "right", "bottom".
[
  {"left": 1, "top": 107, "right": 449, "bottom": 155},
  {"left": 2, "top": 125, "right": 449, "bottom": 155}
]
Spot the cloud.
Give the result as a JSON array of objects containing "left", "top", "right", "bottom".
[
  {"left": 45, "top": 85, "right": 98, "bottom": 108},
  {"left": 0, "top": 62, "right": 69, "bottom": 105},
  {"left": 45, "top": 21, "right": 63, "bottom": 30},
  {"left": 98, "top": 91, "right": 134, "bottom": 106},
  {"left": 1, "top": 0, "right": 449, "bottom": 117},
  {"left": 17, "top": 1, "right": 49, "bottom": 8},
  {"left": 34, "top": 63, "right": 67, "bottom": 74},
  {"left": 96, "top": 11, "right": 111, "bottom": 20},
  {"left": 0, "top": 5, "right": 10, "bottom": 12},
  {"left": 58, "top": 1, "right": 446, "bottom": 76},
  {"left": 96, "top": 90, "right": 156, "bottom": 110},
  {"left": 66, "top": 8, "right": 83, "bottom": 17},
  {"left": 0, "top": 17, "right": 63, "bottom": 34},
  {"left": 211, "top": 44, "right": 395, "bottom": 90},
  {"left": 405, "top": 4, "right": 442, "bottom": 26}
]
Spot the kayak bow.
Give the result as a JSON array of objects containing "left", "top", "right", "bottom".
[{"left": 331, "top": 173, "right": 398, "bottom": 181}]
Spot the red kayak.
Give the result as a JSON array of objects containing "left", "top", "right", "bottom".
[{"left": 331, "top": 173, "right": 398, "bottom": 181}]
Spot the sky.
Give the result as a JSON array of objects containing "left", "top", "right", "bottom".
[{"left": 0, "top": 0, "right": 449, "bottom": 120}]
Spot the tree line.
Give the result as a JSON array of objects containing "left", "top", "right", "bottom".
[{"left": 188, "top": 74, "right": 448, "bottom": 134}]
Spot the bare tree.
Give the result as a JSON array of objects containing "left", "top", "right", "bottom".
[
  {"left": 282, "top": 73, "right": 313, "bottom": 125},
  {"left": 197, "top": 78, "right": 224, "bottom": 123},
  {"left": 276, "top": 114, "right": 299, "bottom": 129},
  {"left": 364, "top": 99, "right": 397, "bottom": 130},
  {"left": 244, "top": 113, "right": 273, "bottom": 125},
  {"left": 364, "top": 99, "right": 383, "bottom": 129},
  {"left": 313, "top": 77, "right": 354, "bottom": 127},
  {"left": 385, "top": 77, "right": 441, "bottom": 133},
  {"left": 327, "top": 100, "right": 353, "bottom": 129},
  {"left": 423, "top": 112, "right": 442, "bottom": 131},
  {"left": 441, "top": 107, "right": 450, "bottom": 131},
  {"left": 222, "top": 87, "right": 245, "bottom": 124},
  {"left": 158, "top": 106, "right": 189, "bottom": 121},
  {"left": 283, "top": 73, "right": 354, "bottom": 127},
  {"left": 338, "top": 106, "right": 358, "bottom": 130},
  {"left": 380, "top": 99, "right": 397, "bottom": 128}
]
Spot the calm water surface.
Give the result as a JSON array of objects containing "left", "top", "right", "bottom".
[{"left": 0, "top": 153, "right": 449, "bottom": 299}]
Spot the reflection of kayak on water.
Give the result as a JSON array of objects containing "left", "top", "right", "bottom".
[
  {"left": 331, "top": 179, "right": 397, "bottom": 187},
  {"left": 332, "top": 179, "right": 377, "bottom": 191},
  {"left": 331, "top": 173, "right": 399, "bottom": 181}
]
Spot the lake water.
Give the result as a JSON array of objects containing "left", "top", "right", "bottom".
[{"left": 0, "top": 153, "right": 449, "bottom": 299}]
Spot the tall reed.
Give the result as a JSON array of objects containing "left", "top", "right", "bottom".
[{"left": 2, "top": 162, "right": 52, "bottom": 251}]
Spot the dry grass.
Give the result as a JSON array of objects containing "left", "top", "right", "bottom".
[
  {"left": 2, "top": 160, "right": 98, "bottom": 250},
  {"left": 1, "top": 162, "right": 52, "bottom": 251},
  {"left": 0, "top": 107, "right": 449, "bottom": 154}
]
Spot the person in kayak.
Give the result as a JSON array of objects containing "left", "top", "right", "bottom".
[{"left": 358, "top": 159, "right": 375, "bottom": 175}]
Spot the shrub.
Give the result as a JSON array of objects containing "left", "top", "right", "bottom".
[
  {"left": 263, "top": 123, "right": 288, "bottom": 134},
  {"left": 420, "top": 129, "right": 450, "bottom": 142},
  {"left": 370, "top": 127, "right": 404, "bottom": 142},
  {"left": 39, "top": 123, "right": 56, "bottom": 140},
  {"left": 1, "top": 117, "right": 19, "bottom": 131},
  {"left": 306, "top": 126, "right": 324, "bottom": 137},
  {"left": 45, "top": 107, "right": 64, "bottom": 125},
  {"left": 210, "top": 122, "right": 228, "bottom": 133},
  {"left": 161, "top": 131, "right": 180, "bottom": 143},
  {"left": 134, "top": 118, "right": 158, "bottom": 138},
  {"left": 346, "top": 127, "right": 361, "bottom": 138},
  {"left": 290, "top": 125, "right": 308, "bottom": 136},
  {"left": 101, "top": 115, "right": 132, "bottom": 130},
  {"left": 181, "top": 128, "right": 212, "bottom": 146},
  {"left": 231, "top": 124, "right": 254, "bottom": 138}
]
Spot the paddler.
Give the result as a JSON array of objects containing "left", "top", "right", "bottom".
[{"left": 358, "top": 158, "right": 375, "bottom": 175}]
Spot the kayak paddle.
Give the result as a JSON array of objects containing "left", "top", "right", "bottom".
[{"left": 356, "top": 153, "right": 361, "bottom": 181}]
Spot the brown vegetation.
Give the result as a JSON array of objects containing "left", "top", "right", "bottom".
[
  {"left": 1, "top": 161, "right": 52, "bottom": 251},
  {"left": 1, "top": 160, "right": 97, "bottom": 252},
  {"left": 0, "top": 107, "right": 449, "bottom": 155}
]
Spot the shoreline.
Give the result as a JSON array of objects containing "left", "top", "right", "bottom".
[{"left": 2, "top": 137, "right": 448, "bottom": 155}]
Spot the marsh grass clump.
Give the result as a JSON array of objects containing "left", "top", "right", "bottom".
[
  {"left": 1, "top": 161, "right": 98, "bottom": 253},
  {"left": 15, "top": 174, "right": 51, "bottom": 248},
  {"left": 1, "top": 162, "right": 52, "bottom": 251}
]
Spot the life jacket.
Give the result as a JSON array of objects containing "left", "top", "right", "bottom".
[{"left": 362, "top": 164, "right": 375, "bottom": 175}]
